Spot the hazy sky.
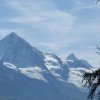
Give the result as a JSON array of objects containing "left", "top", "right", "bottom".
[{"left": 0, "top": 0, "right": 100, "bottom": 67}]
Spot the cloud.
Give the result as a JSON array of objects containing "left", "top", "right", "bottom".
[
  {"left": 0, "top": 0, "right": 77, "bottom": 51},
  {"left": 0, "top": 0, "right": 100, "bottom": 67},
  {"left": 31, "top": 37, "right": 83, "bottom": 53},
  {"left": 1, "top": 0, "right": 76, "bottom": 35},
  {"left": 0, "top": 29, "right": 24, "bottom": 39},
  {"left": 70, "top": 0, "right": 100, "bottom": 12}
]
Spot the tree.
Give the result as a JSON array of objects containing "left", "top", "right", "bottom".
[
  {"left": 82, "top": 46, "right": 100, "bottom": 100},
  {"left": 97, "top": 0, "right": 100, "bottom": 3},
  {"left": 82, "top": 69, "right": 100, "bottom": 100},
  {"left": 82, "top": 0, "right": 100, "bottom": 99}
]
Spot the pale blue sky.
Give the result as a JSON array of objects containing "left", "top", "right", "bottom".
[{"left": 0, "top": 0, "right": 100, "bottom": 67}]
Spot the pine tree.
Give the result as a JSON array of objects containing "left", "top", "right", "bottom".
[
  {"left": 83, "top": 69, "right": 100, "bottom": 100},
  {"left": 82, "top": 46, "right": 100, "bottom": 100}
]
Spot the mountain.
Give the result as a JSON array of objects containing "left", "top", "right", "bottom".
[
  {"left": 0, "top": 32, "right": 45, "bottom": 68},
  {"left": 0, "top": 61, "right": 66, "bottom": 100},
  {"left": 64, "top": 53, "right": 92, "bottom": 88},
  {"left": 67, "top": 53, "right": 78, "bottom": 61},
  {"left": 0, "top": 33, "right": 90, "bottom": 100},
  {"left": 44, "top": 53, "right": 68, "bottom": 80},
  {"left": 0, "top": 60, "right": 88, "bottom": 100},
  {"left": 64, "top": 53, "right": 92, "bottom": 68}
]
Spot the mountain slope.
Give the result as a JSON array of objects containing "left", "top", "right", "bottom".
[
  {"left": 64, "top": 53, "right": 91, "bottom": 88},
  {"left": 0, "top": 32, "right": 45, "bottom": 68},
  {"left": 0, "top": 33, "right": 90, "bottom": 100},
  {"left": 0, "top": 60, "right": 88, "bottom": 100},
  {"left": 64, "top": 53, "right": 92, "bottom": 68},
  {"left": 44, "top": 53, "right": 68, "bottom": 80},
  {"left": 0, "top": 61, "right": 64, "bottom": 100}
]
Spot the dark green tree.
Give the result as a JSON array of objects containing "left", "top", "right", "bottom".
[
  {"left": 82, "top": 1, "right": 99, "bottom": 99},
  {"left": 83, "top": 69, "right": 100, "bottom": 100},
  {"left": 82, "top": 46, "right": 100, "bottom": 100},
  {"left": 97, "top": 0, "right": 100, "bottom": 3}
]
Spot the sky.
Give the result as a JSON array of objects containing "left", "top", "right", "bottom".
[{"left": 0, "top": 0, "right": 100, "bottom": 67}]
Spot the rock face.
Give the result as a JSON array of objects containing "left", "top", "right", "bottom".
[
  {"left": 0, "top": 61, "right": 87, "bottom": 100},
  {"left": 64, "top": 53, "right": 91, "bottom": 88},
  {"left": 44, "top": 53, "right": 68, "bottom": 80},
  {"left": 0, "top": 33, "right": 90, "bottom": 100},
  {"left": 0, "top": 32, "right": 45, "bottom": 68},
  {"left": 65, "top": 53, "right": 92, "bottom": 68}
]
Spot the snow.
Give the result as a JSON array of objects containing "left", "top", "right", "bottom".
[
  {"left": 63, "top": 60, "right": 74, "bottom": 64},
  {"left": 3, "top": 62, "right": 18, "bottom": 71},
  {"left": 68, "top": 68, "right": 89, "bottom": 88},
  {"left": 3, "top": 61, "right": 48, "bottom": 82},
  {"left": 44, "top": 53, "right": 59, "bottom": 63},
  {"left": 44, "top": 53, "right": 63, "bottom": 78},
  {"left": 19, "top": 66, "right": 48, "bottom": 82}
]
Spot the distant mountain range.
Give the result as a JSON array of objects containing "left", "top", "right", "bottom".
[{"left": 0, "top": 32, "right": 91, "bottom": 100}]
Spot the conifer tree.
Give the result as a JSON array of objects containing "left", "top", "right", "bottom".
[{"left": 83, "top": 46, "right": 100, "bottom": 100}]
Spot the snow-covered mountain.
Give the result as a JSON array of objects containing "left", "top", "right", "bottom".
[
  {"left": 44, "top": 53, "right": 68, "bottom": 80},
  {"left": 64, "top": 53, "right": 92, "bottom": 88},
  {"left": 64, "top": 53, "right": 92, "bottom": 68},
  {"left": 0, "top": 33, "right": 90, "bottom": 100}
]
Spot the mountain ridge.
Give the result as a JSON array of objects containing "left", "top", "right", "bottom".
[
  {"left": 0, "top": 32, "right": 90, "bottom": 100},
  {"left": 0, "top": 32, "right": 46, "bottom": 68}
]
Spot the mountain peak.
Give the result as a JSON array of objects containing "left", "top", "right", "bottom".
[
  {"left": 67, "top": 53, "right": 78, "bottom": 60},
  {"left": 0, "top": 33, "right": 45, "bottom": 68},
  {"left": 1, "top": 32, "right": 30, "bottom": 47},
  {"left": 4, "top": 32, "right": 20, "bottom": 40},
  {"left": 6, "top": 32, "right": 19, "bottom": 38},
  {"left": 9, "top": 32, "right": 17, "bottom": 36}
]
